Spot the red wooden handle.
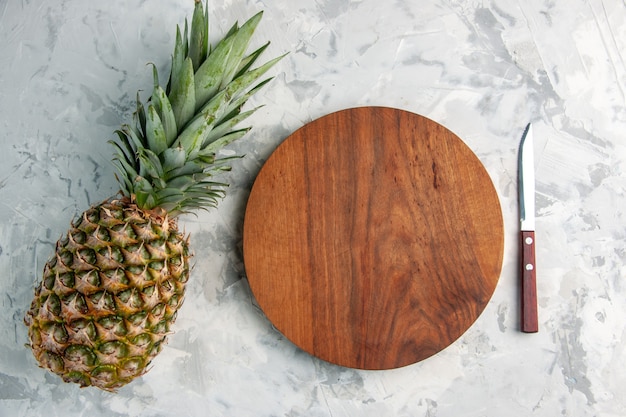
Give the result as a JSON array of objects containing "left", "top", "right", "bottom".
[{"left": 521, "top": 230, "right": 538, "bottom": 332}]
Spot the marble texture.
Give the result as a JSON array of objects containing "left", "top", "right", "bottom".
[{"left": 1, "top": 0, "right": 625, "bottom": 415}]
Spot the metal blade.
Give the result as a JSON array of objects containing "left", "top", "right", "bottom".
[{"left": 519, "top": 123, "right": 535, "bottom": 231}]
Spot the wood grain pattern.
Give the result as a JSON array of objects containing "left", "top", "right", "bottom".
[
  {"left": 243, "top": 107, "right": 504, "bottom": 369},
  {"left": 521, "top": 230, "right": 538, "bottom": 333}
]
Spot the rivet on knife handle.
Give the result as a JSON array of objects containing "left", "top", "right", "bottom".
[{"left": 518, "top": 123, "right": 538, "bottom": 333}]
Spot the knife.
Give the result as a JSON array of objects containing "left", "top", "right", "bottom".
[{"left": 519, "top": 123, "right": 538, "bottom": 333}]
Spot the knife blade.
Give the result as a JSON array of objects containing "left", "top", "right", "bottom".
[{"left": 519, "top": 123, "right": 538, "bottom": 333}]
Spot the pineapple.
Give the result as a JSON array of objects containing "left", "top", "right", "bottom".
[{"left": 24, "top": 0, "right": 283, "bottom": 391}]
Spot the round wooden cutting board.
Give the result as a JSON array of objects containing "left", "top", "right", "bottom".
[{"left": 243, "top": 107, "right": 504, "bottom": 369}]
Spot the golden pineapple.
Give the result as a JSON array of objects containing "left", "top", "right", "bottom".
[{"left": 24, "top": 0, "right": 283, "bottom": 391}]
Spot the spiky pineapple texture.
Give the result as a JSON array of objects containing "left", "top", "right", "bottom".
[
  {"left": 24, "top": 1, "right": 283, "bottom": 391},
  {"left": 25, "top": 200, "right": 189, "bottom": 390}
]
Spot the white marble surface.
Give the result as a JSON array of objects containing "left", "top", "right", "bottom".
[{"left": 1, "top": 0, "right": 625, "bottom": 415}]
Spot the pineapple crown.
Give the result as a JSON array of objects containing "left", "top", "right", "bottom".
[{"left": 110, "top": 1, "right": 284, "bottom": 217}]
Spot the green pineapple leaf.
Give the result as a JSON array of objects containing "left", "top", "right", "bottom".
[
  {"left": 169, "top": 57, "right": 196, "bottom": 130},
  {"left": 150, "top": 65, "right": 178, "bottom": 145},
  {"left": 201, "top": 108, "right": 257, "bottom": 148},
  {"left": 138, "top": 148, "right": 166, "bottom": 187},
  {"left": 135, "top": 92, "right": 147, "bottom": 141},
  {"left": 168, "top": 25, "right": 186, "bottom": 95},
  {"left": 202, "top": 128, "right": 250, "bottom": 154},
  {"left": 188, "top": 0, "right": 209, "bottom": 71},
  {"left": 145, "top": 105, "right": 168, "bottom": 156},
  {"left": 219, "top": 11, "right": 263, "bottom": 89},
  {"left": 194, "top": 32, "right": 237, "bottom": 110},
  {"left": 111, "top": 131, "right": 136, "bottom": 171},
  {"left": 162, "top": 147, "right": 187, "bottom": 173}
]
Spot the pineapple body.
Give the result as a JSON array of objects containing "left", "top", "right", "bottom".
[
  {"left": 25, "top": 0, "right": 283, "bottom": 391},
  {"left": 25, "top": 199, "right": 190, "bottom": 390}
]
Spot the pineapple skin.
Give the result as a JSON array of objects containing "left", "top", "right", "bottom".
[{"left": 24, "top": 198, "right": 190, "bottom": 391}]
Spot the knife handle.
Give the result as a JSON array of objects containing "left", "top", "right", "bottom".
[{"left": 521, "top": 230, "right": 538, "bottom": 333}]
